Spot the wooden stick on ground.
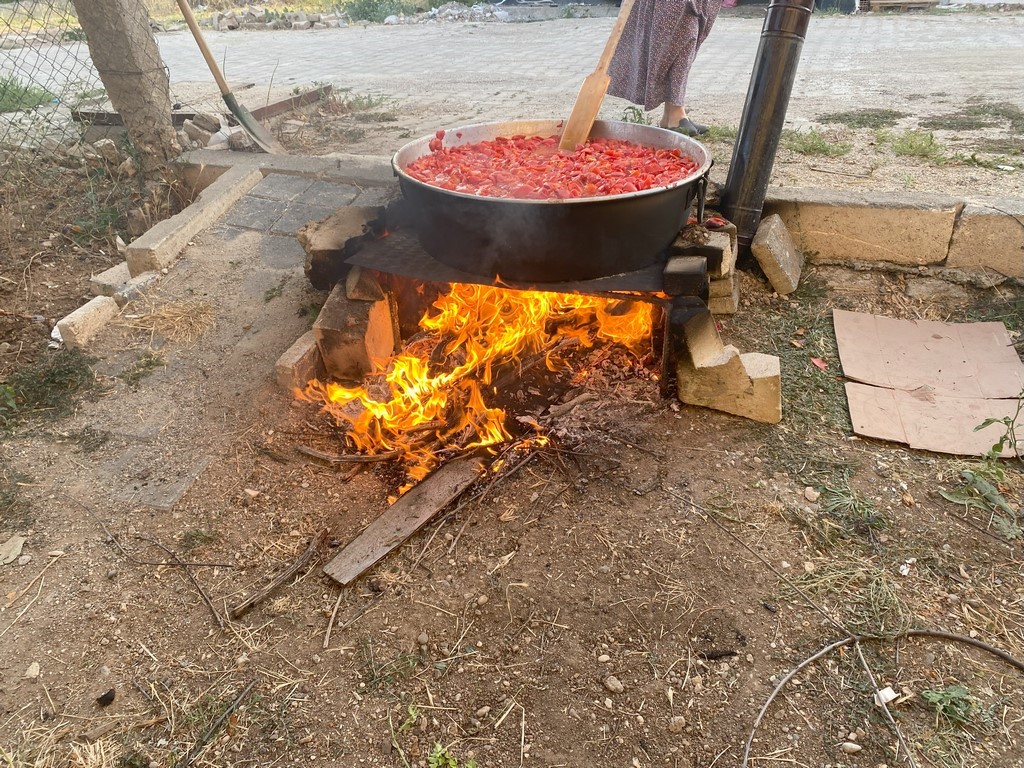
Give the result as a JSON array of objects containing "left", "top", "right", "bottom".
[
  {"left": 139, "top": 535, "right": 225, "bottom": 631},
  {"left": 229, "top": 529, "right": 328, "bottom": 619}
]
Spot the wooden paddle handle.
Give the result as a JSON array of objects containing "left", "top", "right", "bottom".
[
  {"left": 595, "top": 0, "right": 638, "bottom": 76},
  {"left": 175, "top": 0, "right": 233, "bottom": 97}
]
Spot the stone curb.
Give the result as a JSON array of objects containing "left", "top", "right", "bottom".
[
  {"left": 180, "top": 149, "right": 396, "bottom": 188},
  {"left": 763, "top": 187, "right": 1024, "bottom": 279},
  {"left": 125, "top": 166, "right": 263, "bottom": 277}
]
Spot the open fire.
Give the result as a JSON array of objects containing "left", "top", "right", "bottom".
[{"left": 301, "top": 281, "right": 655, "bottom": 490}]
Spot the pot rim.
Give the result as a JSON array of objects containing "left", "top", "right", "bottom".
[{"left": 391, "top": 118, "right": 713, "bottom": 206}]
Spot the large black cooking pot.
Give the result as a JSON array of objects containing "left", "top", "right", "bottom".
[{"left": 392, "top": 119, "right": 712, "bottom": 284}]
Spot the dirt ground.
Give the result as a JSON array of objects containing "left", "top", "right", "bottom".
[{"left": 3, "top": 27, "right": 1024, "bottom": 768}]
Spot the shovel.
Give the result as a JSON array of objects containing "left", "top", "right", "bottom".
[
  {"left": 558, "top": 0, "right": 637, "bottom": 151},
  {"left": 174, "top": 0, "right": 287, "bottom": 154}
]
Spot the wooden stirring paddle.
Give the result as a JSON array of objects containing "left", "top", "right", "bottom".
[{"left": 558, "top": 0, "right": 638, "bottom": 152}]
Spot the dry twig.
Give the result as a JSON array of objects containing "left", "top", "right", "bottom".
[{"left": 230, "top": 529, "right": 328, "bottom": 619}]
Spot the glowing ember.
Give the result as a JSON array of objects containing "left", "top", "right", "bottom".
[{"left": 302, "top": 282, "right": 654, "bottom": 487}]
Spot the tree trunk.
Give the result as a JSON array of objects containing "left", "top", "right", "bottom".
[{"left": 72, "top": 0, "right": 180, "bottom": 174}]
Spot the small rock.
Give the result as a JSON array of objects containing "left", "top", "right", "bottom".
[
  {"left": 116, "top": 157, "right": 137, "bottom": 179},
  {"left": 243, "top": 488, "right": 260, "bottom": 499},
  {"left": 803, "top": 486, "right": 820, "bottom": 502},
  {"left": 24, "top": 662, "right": 40, "bottom": 679},
  {"left": 476, "top": 595, "right": 488, "bottom": 606},
  {"left": 417, "top": 632, "right": 429, "bottom": 645},
  {"left": 597, "top": 654, "right": 611, "bottom": 663},
  {"left": 603, "top": 675, "right": 624, "bottom": 694},
  {"left": 17, "top": 554, "right": 32, "bottom": 566},
  {"left": 475, "top": 706, "right": 491, "bottom": 718},
  {"left": 840, "top": 742, "right": 862, "bottom": 754},
  {"left": 847, "top": 731, "right": 858, "bottom": 742},
  {"left": 669, "top": 715, "right": 686, "bottom": 733},
  {"left": 95, "top": 688, "right": 116, "bottom": 707},
  {"left": 48, "top": 549, "right": 65, "bottom": 557}
]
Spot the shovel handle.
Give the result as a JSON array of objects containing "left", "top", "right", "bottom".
[
  {"left": 175, "top": 0, "right": 232, "bottom": 97},
  {"left": 594, "top": 0, "right": 638, "bottom": 76}
]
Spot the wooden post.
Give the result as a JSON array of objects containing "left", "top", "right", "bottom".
[{"left": 71, "top": 0, "right": 180, "bottom": 175}]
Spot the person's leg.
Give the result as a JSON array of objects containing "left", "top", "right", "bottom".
[{"left": 660, "top": 102, "right": 685, "bottom": 129}]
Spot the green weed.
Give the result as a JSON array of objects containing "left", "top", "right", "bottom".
[
  {"left": 888, "top": 129, "right": 946, "bottom": 161},
  {"left": 621, "top": 106, "right": 651, "bottom": 126},
  {"left": 428, "top": 743, "right": 478, "bottom": 768},
  {"left": 0, "top": 75, "right": 53, "bottom": 113},
  {"left": 0, "top": 350, "right": 96, "bottom": 427},
  {"left": 920, "top": 100, "right": 1024, "bottom": 134},
  {"left": 181, "top": 529, "right": 219, "bottom": 550},
  {"left": 781, "top": 129, "right": 851, "bottom": 157},
  {"left": 120, "top": 351, "right": 165, "bottom": 387},
  {"left": 264, "top": 277, "right": 289, "bottom": 302},
  {"left": 359, "top": 638, "right": 418, "bottom": 689},
  {"left": 702, "top": 124, "right": 738, "bottom": 142},
  {"left": 341, "top": 0, "right": 417, "bottom": 23},
  {"left": 817, "top": 108, "right": 906, "bottom": 130}
]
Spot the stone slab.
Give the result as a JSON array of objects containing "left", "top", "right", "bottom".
[
  {"left": 763, "top": 187, "right": 961, "bottom": 267},
  {"left": 248, "top": 173, "right": 312, "bottom": 202},
  {"left": 90, "top": 261, "right": 130, "bottom": 296},
  {"left": 222, "top": 194, "right": 284, "bottom": 232},
  {"left": 276, "top": 330, "right": 326, "bottom": 393},
  {"left": 271, "top": 204, "right": 338, "bottom": 237},
  {"left": 126, "top": 166, "right": 262, "bottom": 276},
  {"left": 116, "top": 271, "right": 161, "bottom": 306},
  {"left": 708, "top": 272, "right": 738, "bottom": 299},
  {"left": 946, "top": 199, "right": 1024, "bottom": 278},
  {"left": 707, "top": 230, "right": 736, "bottom": 279},
  {"left": 302, "top": 179, "right": 361, "bottom": 208},
  {"left": 56, "top": 295, "right": 119, "bottom": 349},
  {"left": 751, "top": 214, "right": 804, "bottom": 295}
]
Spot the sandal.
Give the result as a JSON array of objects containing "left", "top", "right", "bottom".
[{"left": 669, "top": 118, "right": 709, "bottom": 137}]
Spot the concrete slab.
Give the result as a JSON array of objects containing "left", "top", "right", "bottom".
[
  {"left": 222, "top": 195, "right": 285, "bottom": 231},
  {"left": 763, "top": 187, "right": 962, "bottom": 267},
  {"left": 126, "top": 166, "right": 263, "bottom": 276},
  {"left": 90, "top": 262, "right": 130, "bottom": 296},
  {"left": 56, "top": 296, "right": 120, "bottom": 350},
  {"left": 946, "top": 198, "right": 1024, "bottom": 278},
  {"left": 249, "top": 173, "right": 314, "bottom": 201},
  {"left": 259, "top": 234, "right": 308, "bottom": 269},
  {"left": 271, "top": 204, "right": 338, "bottom": 236},
  {"left": 303, "top": 179, "right": 361, "bottom": 208}
]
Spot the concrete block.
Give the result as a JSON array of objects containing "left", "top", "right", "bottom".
[
  {"left": 182, "top": 119, "right": 213, "bottom": 148},
  {"left": 191, "top": 112, "right": 222, "bottom": 134},
  {"left": 707, "top": 273, "right": 740, "bottom": 315},
  {"left": 313, "top": 283, "right": 396, "bottom": 381},
  {"left": 126, "top": 166, "right": 262, "bottom": 276},
  {"left": 676, "top": 348, "right": 781, "bottom": 424},
  {"left": 751, "top": 214, "right": 804, "bottom": 295},
  {"left": 706, "top": 230, "right": 736, "bottom": 278},
  {"left": 116, "top": 271, "right": 161, "bottom": 307},
  {"left": 299, "top": 205, "right": 382, "bottom": 290},
  {"left": 90, "top": 261, "right": 130, "bottom": 296},
  {"left": 662, "top": 255, "right": 706, "bottom": 297},
  {"left": 946, "top": 199, "right": 1024, "bottom": 278},
  {"left": 276, "top": 330, "right": 326, "bottom": 393},
  {"left": 56, "top": 296, "right": 119, "bottom": 349},
  {"left": 763, "top": 187, "right": 961, "bottom": 267},
  {"left": 708, "top": 272, "right": 737, "bottom": 299}
]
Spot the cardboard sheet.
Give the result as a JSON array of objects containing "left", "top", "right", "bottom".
[{"left": 833, "top": 310, "right": 1024, "bottom": 457}]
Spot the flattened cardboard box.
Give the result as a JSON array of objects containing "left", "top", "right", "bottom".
[{"left": 833, "top": 309, "right": 1024, "bottom": 457}]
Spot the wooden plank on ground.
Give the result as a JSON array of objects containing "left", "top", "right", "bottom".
[{"left": 323, "top": 456, "right": 482, "bottom": 586}]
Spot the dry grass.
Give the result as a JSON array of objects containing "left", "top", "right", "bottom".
[{"left": 119, "top": 297, "right": 216, "bottom": 346}]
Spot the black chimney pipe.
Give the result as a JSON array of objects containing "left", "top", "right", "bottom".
[{"left": 721, "top": 0, "right": 815, "bottom": 256}]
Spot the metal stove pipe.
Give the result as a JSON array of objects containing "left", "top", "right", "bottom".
[{"left": 721, "top": 0, "right": 815, "bottom": 256}]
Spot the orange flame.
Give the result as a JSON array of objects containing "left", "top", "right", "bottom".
[{"left": 302, "top": 283, "right": 654, "bottom": 485}]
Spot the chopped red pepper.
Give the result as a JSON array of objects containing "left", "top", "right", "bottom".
[{"left": 405, "top": 134, "right": 699, "bottom": 200}]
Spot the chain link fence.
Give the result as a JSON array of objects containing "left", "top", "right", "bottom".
[{"left": 0, "top": 1, "right": 102, "bottom": 157}]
